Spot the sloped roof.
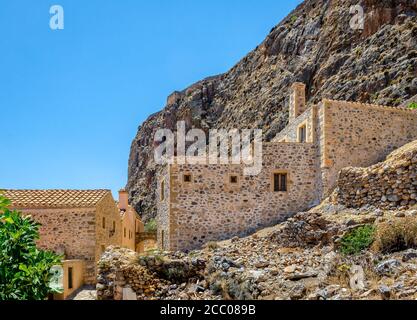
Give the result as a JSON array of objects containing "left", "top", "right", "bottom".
[{"left": 0, "top": 189, "right": 111, "bottom": 209}]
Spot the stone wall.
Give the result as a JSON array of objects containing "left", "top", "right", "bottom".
[
  {"left": 320, "top": 100, "right": 417, "bottom": 197},
  {"left": 160, "top": 142, "right": 320, "bottom": 251},
  {"left": 157, "top": 165, "right": 171, "bottom": 250},
  {"left": 19, "top": 194, "right": 122, "bottom": 284},
  {"left": 97, "top": 247, "right": 205, "bottom": 300},
  {"left": 274, "top": 106, "right": 316, "bottom": 143},
  {"left": 336, "top": 140, "right": 417, "bottom": 210},
  {"left": 20, "top": 207, "right": 97, "bottom": 283},
  {"left": 156, "top": 97, "right": 417, "bottom": 253}
]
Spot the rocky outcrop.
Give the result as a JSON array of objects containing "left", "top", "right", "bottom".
[
  {"left": 97, "top": 246, "right": 208, "bottom": 300},
  {"left": 335, "top": 140, "right": 417, "bottom": 210},
  {"left": 270, "top": 211, "right": 342, "bottom": 248},
  {"left": 127, "top": 0, "right": 417, "bottom": 221}
]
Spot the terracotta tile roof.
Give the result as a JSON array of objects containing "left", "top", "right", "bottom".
[{"left": 0, "top": 189, "right": 111, "bottom": 209}]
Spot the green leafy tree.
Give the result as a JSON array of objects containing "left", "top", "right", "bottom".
[
  {"left": 0, "top": 195, "right": 62, "bottom": 300},
  {"left": 408, "top": 102, "right": 417, "bottom": 110}
]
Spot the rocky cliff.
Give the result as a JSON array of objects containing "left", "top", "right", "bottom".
[{"left": 127, "top": 0, "right": 417, "bottom": 221}]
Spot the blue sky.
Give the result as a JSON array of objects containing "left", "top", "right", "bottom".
[{"left": 0, "top": 0, "right": 302, "bottom": 197}]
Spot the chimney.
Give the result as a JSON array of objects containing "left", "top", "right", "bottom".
[
  {"left": 289, "top": 82, "right": 306, "bottom": 121},
  {"left": 118, "top": 189, "right": 129, "bottom": 211}
]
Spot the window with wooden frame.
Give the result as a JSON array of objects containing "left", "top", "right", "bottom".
[
  {"left": 273, "top": 172, "right": 288, "bottom": 192},
  {"left": 230, "top": 175, "right": 238, "bottom": 184},
  {"left": 298, "top": 124, "right": 307, "bottom": 143}
]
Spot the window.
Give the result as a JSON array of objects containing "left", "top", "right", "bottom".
[
  {"left": 112, "top": 221, "right": 116, "bottom": 232},
  {"left": 273, "top": 173, "right": 288, "bottom": 192},
  {"left": 68, "top": 267, "right": 73, "bottom": 289},
  {"left": 161, "top": 230, "right": 165, "bottom": 249},
  {"left": 160, "top": 181, "right": 165, "bottom": 201},
  {"left": 102, "top": 217, "right": 106, "bottom": 229},
  {"left": 298, "top": 125, "right": 307, "bottom": 143},
  {"left": 124, "top": 227, "right": 126, "bottom": 238},
  {"left": 230, "top": 175, "right": 238, "bottom": 184},
  {"left": 183, "top": 174, "right": 192, "bottom": 183}
]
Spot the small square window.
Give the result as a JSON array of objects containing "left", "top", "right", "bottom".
[
  {"left": 230, "top": 175, "right": 238, "bottom": 184},
  {"left": 184, "top": 174, "right": 192, "bottom": 183}
]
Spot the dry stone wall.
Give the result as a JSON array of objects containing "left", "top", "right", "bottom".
[
  {"left": 97, "top": 247, "right": 206, "bottom": 300},
  {"left": 336, "top": 140, "right": 417, "bottom": 210}
]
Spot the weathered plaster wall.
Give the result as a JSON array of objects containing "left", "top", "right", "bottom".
[
  {"left": 95, "top": 194, "right": 122, "bottom": 281},
  {"left": 54, "top": 260, "right": 85, "bottom": 300},
  {"left": 121, "top": 207, "right": 138, "bottom": 251}
]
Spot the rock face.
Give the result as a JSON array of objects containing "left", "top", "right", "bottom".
[
  {"left": 128, "top": 0, "right": 417, "bottom": 221},
  {"left": 336, "top": 140, "right": 417, "bottom": 210}
]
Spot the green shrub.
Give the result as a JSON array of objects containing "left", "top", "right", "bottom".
[
  {"left": 340, "top": 225, "right": 376, "bottom": 255},
  {"left": 408, "top": 102, "right": 417, "bottom": 110},
  {"left": 144, "top": 218, "right": 157, "bottom": 233},
  {"left": 290, "top": 15, "right": 297, "bottom": 24},
  {"left": 0, "top": 196, "right": 62, "bottom": 300}
]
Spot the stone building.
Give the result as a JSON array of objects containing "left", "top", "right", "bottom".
[
  {"left": 1, "top": 189, "right": 122, "bottom": 285},
  {"left": 157, "top": 83, "right": 417, "bottom": 252},
  {"left": 118, "top": 188, "right": 145, "bottom": 253}
]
